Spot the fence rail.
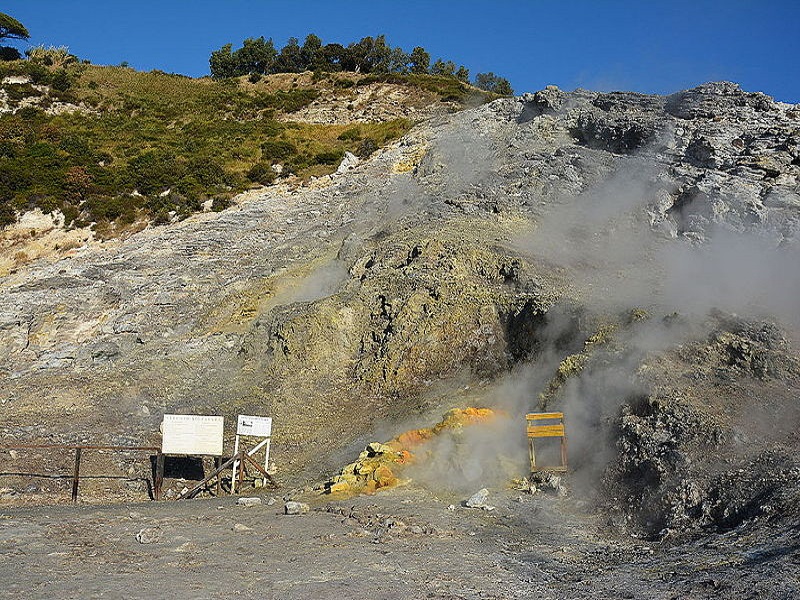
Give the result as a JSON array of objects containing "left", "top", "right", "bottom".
[{"left": 0, "top": 444, "right": 163, "bottom": 502}]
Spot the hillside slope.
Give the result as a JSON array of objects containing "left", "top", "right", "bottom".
[
  {"left": 0, "top": 63, "right": 489, "bottom": 272},
  {"left": 1, "top": 82, "right": 799, "bottom": 548}
]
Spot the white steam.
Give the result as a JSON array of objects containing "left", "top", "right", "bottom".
[{"left": 405, "top": 146, "right": 800, "bottom": 496}]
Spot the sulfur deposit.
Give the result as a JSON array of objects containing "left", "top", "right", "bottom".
[{"left": 323, "top": 407, "right": 496, "bottom": 497}]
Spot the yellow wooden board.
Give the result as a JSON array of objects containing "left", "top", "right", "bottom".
[
  {"left": 527, "top": 424, "right": 565, "bottom": 437},
  {"left": 526, "top": 412, "right": 564, "bottom": 420}
]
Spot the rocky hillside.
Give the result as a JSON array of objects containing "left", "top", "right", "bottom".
[{"left": 1, "top": 81, "right": 798, "bottom": 541}]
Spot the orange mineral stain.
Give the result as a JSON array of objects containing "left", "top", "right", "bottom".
[{"left": 322, "top": 407, "right": 497, "bottom": 498}]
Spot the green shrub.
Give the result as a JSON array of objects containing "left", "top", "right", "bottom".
[
  {"left": 59, "top": 134, "right": 93, "bottom": 160},
  {"left": 211, "top": 196, "right": 231, "bottom": 212},
  {"left": 337, "top": 126, "right": 362, "bottom": 141},
  {"left": 261, "top": 139, "right": 297, "bottom": 161},
  {"left": 246, "top": 162, "right": 276, "bottom": 185},
  {"left": 84, "top": 194, "right": 140, "bottom": 223},
  {"left": 0, "top": 202, "right": 15, "bottom": 228},
  {"left": 50, "top": 69, "right": 71, "bottom": 92},
  {"left": 253, "top": 88, "right": 319, "bottom": 112},
  {"left": 3, "top": 82, "right": 40, "bottom": 101},
  {"left": 186, "top": 157, "right": 226, "bottom": 186},
  {"left": 0, "top": 140, "right": 16, "bottom": 158},
  {"left": 60, "top": 202, "right": 79, "bottom": 226},
  {"left": 126, "top": 150, "right": 185, "bottom": 195},
  {"left": 16, "top": 105, "right": 43, "bottom": 119},
  {"left": 25, "top": 45, "right": 77, "bottom": 68},
  {"left": 314, "top": 149, "right": 344, "bottom": 165}
]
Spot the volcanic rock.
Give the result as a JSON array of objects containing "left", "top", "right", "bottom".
[
  {"left": 135, "top": 527, "right": 162, "bottom": 544},
  {"left": 237, "top": 497, "right": 262, "bottom": 507},
  {"left": 465, "top": 488, "right": 495, "bottom": 510},
  {"left": 284, "top": 501, "right": 310, "bottom": 515}
]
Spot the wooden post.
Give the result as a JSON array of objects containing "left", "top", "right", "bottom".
[
  {"left": 71, "top": 447, "right": 82, "bottom": 502},
  {"left": 238, "top": 448, "right": 245, "bottom": 490},
  {"left": 528, "top": 439, "right": 536, "bottom": 471},
  {"left": 179, "top": 453, "right": 238, "bottom": 500},
  {"left": 262, "top": 438, "right": 271, "bottom": 487},
  {"left": 230, "top": 435, "right": 240, "bottom": 494},
  {"left": 154, "top": 452, "right": 165, "bottom": 500},
  {"left": 214, "top": 457, "right": 221, "bottom": 496}
]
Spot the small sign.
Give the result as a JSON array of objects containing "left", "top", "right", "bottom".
[
  {"left": 162, "top": 414, "right": 224, "bottom": 456},
  {"left": 237, "top": 415, "right": 272, "bottom": 437}
]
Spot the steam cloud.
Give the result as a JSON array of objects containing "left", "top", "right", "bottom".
[{"left": 405, "top": 142, "right": 800, "bottom": 496}]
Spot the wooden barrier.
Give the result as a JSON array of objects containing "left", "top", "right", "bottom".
[
  {"left": 0, "top": 443, "right": 162, "bottom": 502},
  {"left": 178, "top": 445, "right": 278, "bottom": 500},
  {"left": 526, "top": 413, "right": 568, "bottom": 473}
]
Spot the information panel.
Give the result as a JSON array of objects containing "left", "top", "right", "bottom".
[
  {"left": 236, "top": 415, "right": 272, "bottom": 437},
  {"left": 162, "top": 414, "right": 224, "bottom": 456}
]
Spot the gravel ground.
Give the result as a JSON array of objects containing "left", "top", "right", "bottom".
[{"left": 1, "top": 485, "right": 797, "bottom": 599}]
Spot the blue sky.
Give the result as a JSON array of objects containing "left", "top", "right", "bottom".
[{"left": 3, "top": 1, "right": 799, "bottom": 102}]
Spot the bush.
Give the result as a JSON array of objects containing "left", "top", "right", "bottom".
[
  {"left": 126, "top": 150, "right": 185, "bottom": 195},
  {"left": 186, "top": 157, "right": 226, "bottom": 186},
  {"left": 246, "top": 162, "right": 276, "bottom": 185},
  {"left": 253, "top": 89, "right": 319, "bottom": 112},
  {"left": 0, "top": 161, "right": 32, "bottom": 192},
  {"left": 261, "top": 139, "right": 297, "bottom": 161},
  {"left": 84, "top": 194, "right": 140, "bottom": 223},
  {"left": 59, "top": 134, "right": 93, "bottom": 160},
  {"left": 50, "top": 68, "right": 71, "bottom": 92},
  {"left": 314, "top": 150, "right": 344, "bottom": 165},
  {"left": 337, "top": 126, "right": 362, "bottom": 141},
  {"left": 3, "top": 82, "right": 40, "bottom": 101},
  {"left": 0, "top": 202, "right": 15, "bottom": 228},
  {"left": 25, "top": 45, "right": 77, "bottom": 68}
]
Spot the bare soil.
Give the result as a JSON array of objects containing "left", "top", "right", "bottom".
[{"left": 1, "top": 484, "right": 797, "bottom": 599}]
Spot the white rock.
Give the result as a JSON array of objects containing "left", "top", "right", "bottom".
[
  {"left": 465, "top": 488, "right": 490, "bottom": 508},
  {"left": 336, "top": 151, "right": 359, "bottom": 174},
  {"left": 135, "top": 527, "right": 162, "bottom": 544},
  {"left": 237, "top": 497, "right": 262, "bottom": 507},
  {"left": 284, "top": 501, "right": 310, "bottom": 515}
]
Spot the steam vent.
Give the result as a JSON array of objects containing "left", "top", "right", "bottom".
[{"left": 1, "top": 20, "right": 799, "bottom": 597}]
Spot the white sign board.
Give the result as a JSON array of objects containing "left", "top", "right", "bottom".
[
  {"left": 162, "top": 414, "right": 224, "bottom": 456},
  {"left": 237, "top": 415, "right": 272, "bottom": 437}
]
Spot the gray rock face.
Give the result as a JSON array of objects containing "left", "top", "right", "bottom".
[
  {"left": 336, "top": 151, "right": 360, "bottom": 174},
  {"left": 519, "top": 85, "right": 566, "bottom": 121}
]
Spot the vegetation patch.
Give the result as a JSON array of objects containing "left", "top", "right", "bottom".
[{"left": 0, "top": 63, "right": 412, "bottom": 235}]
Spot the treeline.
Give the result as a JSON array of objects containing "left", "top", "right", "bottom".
[{"left": 210, "top": 34, "right": 513, "bottom": 95}]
